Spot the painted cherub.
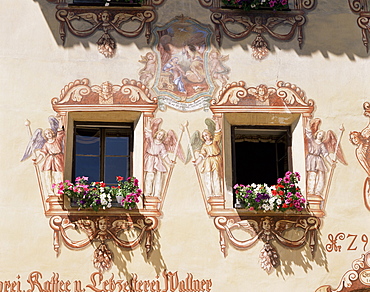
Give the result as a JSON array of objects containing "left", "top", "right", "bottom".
[
  {"left": 209, "top": 50, "right": 230, "bottom": 87},
  {"left": 139, "top": 52, "right": 157, "bottom": 86}
]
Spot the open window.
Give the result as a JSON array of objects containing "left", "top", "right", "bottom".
[{"left": 232, "top": 125, "right": 292, "bottom": 187}]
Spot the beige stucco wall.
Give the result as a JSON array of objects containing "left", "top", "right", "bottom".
[{"left": 1, "top": 0, "right": 370, "bottom": 291}]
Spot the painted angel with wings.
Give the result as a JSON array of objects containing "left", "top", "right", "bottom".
[
  {"left": 144, "top": 118, "right": 185, "bottom": 197},
  {"left": 138, "top": 52, "right": 157, "bottom": 86},
  {"left": 305, "top": 118, "right": 346, "bottom": 199},
  {"left": 187, "top": 117, "right": 223, "bottom": 197},
  {"left": 21, "top": 116, "right": 64, "bottom": 196}
]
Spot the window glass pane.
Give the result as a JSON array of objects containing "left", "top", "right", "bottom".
[
  {"left": 75, "top": 128, "right": 100, "bottom": 155},
  {"left": 104, "top": 157, "right": 129, "bottom": 185},
  {"left": 105, "top": 134, "right": 130, "bottom": 156},
  {"left": 74, "top": 156, "right": 100, "bottom": 182}
]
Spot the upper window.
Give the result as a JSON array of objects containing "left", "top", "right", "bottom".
[
  {"left": 73, "top": 122, "right": 133, "bottom": 186},
  {"left": 231, "top": 125, "right": 292, "bottom": 187}
]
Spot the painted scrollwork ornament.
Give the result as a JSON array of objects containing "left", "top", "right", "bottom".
[
  {"left": 50, "top": 215, "right": 158, "bottom": 272},
  {"left": 214, "top": 215, "right": 320, "bottom": 272}
]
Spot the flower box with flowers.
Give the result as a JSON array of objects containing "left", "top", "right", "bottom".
[
  {"left": 221, "top": 0, "right": 289, "bottom": 11},
  {"left": 234, "top": 171, "right": 306, "bottom": 213},
  {"left": 54, "top": 176, "right": 142, "bottom": 212}
]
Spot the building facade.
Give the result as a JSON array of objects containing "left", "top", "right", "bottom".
[{"left": 2, "top": 0, "right": 370, "bottom": 291}]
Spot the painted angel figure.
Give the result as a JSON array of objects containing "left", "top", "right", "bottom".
[
  {"left": 305, "top": 118, "right": 346, "bottom": 199},
  {"left": 21, "top": 116, "right": 65, "bottom": 196},
  {"left": 144, "top": 118, "right": 185, "bottom": 197},
  {"left": 188, "top": 117, "right": 223, "bottom": 197},
  {"left": 209, "top": 50, "right": 230, "bottom": 87},
  {"left": 139, "top": 52, "right": 157, "bottom": 86},
  {"left": 350, "top": 131, "right": 370, "bottom": 176}
]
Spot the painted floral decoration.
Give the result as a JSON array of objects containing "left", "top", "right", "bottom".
[
  {"left": 222, "top": 0, "right": 289, "bottom": 11},
  {"left": 54, "top": 176, "right": 142, "bottom": 211},
  {"left": 234, "top": 171, "right": 306, "bottom": 212}
]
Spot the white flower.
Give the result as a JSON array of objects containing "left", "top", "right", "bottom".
[
  {"left": 107, "top": 203, "right": 112, "bottom": 208},
  {"left": 277, "top": 199, "right": 282, "bottom": 205},
  {"left": 251, "top": 183, "right": 256, "bottom": 188},
  {"left": 263, "top": 204, "right": 270, "bottom": 211}
]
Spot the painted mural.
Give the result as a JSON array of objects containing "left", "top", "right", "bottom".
[
  {"left": 305, "top": 118, "right": 347, "bottom": 216},
  {"left": 350, "top": 102, "right": 370, "bottom": 211},
  {"left": 186, "top": 117, "right": 223, "bottom": 200},
  {"left": 21, "top": 116, "right": 65, "bottom": 199},
  {"left": 145, "top": 16, "right": 229, "bottom": 111},
  {"left": 143, "top": 117, "right": 185, "bottom": 198},
  {"left": 15, "top": 11, "right": 370, "bottom": 292}
]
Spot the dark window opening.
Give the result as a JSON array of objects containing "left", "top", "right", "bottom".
[
  {"left": 232, "top": 126, "right": 292, "bottom": 205},
  {"left": 73, "top": 122, "right": 133, "bottom": 186}
]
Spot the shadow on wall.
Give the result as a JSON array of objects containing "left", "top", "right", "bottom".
[
  {"left": 112, "top": 229, "right": 167, "bottom": 279},
  {"left": 276, "top": 230, "right": 328, "bottom": 277},
  {"left": 33, "top": 0, "right": 369, "bottom": 60}
]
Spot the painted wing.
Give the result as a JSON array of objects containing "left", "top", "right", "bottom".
[
  {"left": 151, "top": 118, "right": 163, "bottom": 136},
  {"left": 163, "top": 130, "right": 185, "bottom": 163},
  {"left": 205, "top": 118, "right": 216, "bottom": 136},
  {"left": 144, "top": 118, "right": 162, "bottom": 157},
  {"left": 274, "top": 220, "right": 294, "bottom": 234},
  {"left": 265, "top": 17, "right": 286, "bottom": 29},
  {"left": 75, "top": 219, "right": 97, "bottom": 238},
  {"left": 111, "top": 13, "right": 136, "bottom": 25},
  {"left": 76, "top": 13, "right": 100, "bottom": 25},
  {"left": 138, "top": 55, "right": 149, "bottom": 64},
  {"left": 309, "top": 118, "right": 321, "bottom": 136},
  {"left": 185, "top": 130, "right": 203, "bottom": 164},
  {"left": 324, "top": 130, "right": 347, "bottom": 165},
  {"left": 48, "top": 116, "right": 59, "bottom": 134},
  {"left": 20, "top": 129, "right": 45, "bottom": 162}
]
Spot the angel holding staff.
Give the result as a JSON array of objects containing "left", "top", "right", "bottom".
[
  {"left": 190, "top": 117, "right": 223, "bottom": 197},
  {"left": 21, "top": 115, "right": 65, "bottom": 196},
  {"left": 305, "top": 118, "right": 346, "bottom": 200},
  {"left": 144, "top": 118, "right": 184, "bottom": 197}
]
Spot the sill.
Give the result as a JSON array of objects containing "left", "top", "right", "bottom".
[{"left": 220, "top": 6, "right": 291, "bottom": 12}]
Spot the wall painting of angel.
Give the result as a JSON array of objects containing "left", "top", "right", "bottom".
[
  {"left": 153, "top": 16, "right": 221, "bottom": 112},
  {"left": 349, "top": 102, "right": 370, "bottom": 210},
  {"left": 138, "top": 52, "right": 157, "bottom": 87},
  {"left": 305, "top": 118, "right": 346, "bottom": 216},
  {"left": 144, "top": 118, "right": 185, "bottom": 199},
  {"left": 21, "top": 116, "right": 65, "bottom": 197},
  {"left": 186, "top": 117, "right": 223, "bottom": 203}
]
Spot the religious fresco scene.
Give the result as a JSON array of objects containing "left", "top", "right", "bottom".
[{"left": 4, "top": 0, "right": 370, "bottom": 292}]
